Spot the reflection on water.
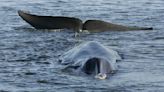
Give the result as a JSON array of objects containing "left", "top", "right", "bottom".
[{"left": 0, "top": 0, "right": 164, "bottom": 92}]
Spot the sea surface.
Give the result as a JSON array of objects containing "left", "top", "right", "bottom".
[{"left": 0, "top": 0, "right": 164, "bottom": 92}]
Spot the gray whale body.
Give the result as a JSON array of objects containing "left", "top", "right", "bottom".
[{"left": 59, "top": 41, "right": 121, "bottom": 79}]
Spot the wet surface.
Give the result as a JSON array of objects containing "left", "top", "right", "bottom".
[{"left": 0, "top": 0, "right": 164, "bottom": 92}]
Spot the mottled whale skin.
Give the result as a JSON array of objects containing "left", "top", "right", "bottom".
[
  {"left": 18, "top": 10, "right": 82, "bottom": 32},
  {"left": 59, "top": 41, "right": 121, "bottom": 79}
]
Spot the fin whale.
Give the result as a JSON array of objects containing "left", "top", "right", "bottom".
[{"left": 18, "top": 10, "right": 153, "bottom": 32}]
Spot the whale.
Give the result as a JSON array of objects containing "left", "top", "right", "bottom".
[
  {"left": 18, "top": 10, "right": 83, "bottom": 32},
  {"left": 59, "top": 41, "right": 121, "bottom": 79},
  {"left": 18, "top": 10, "right": 153, "bottom": 32}
]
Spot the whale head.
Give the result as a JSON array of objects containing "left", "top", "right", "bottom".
[{"left": 59, "top": 41, "right": 121, "bottom": 79}]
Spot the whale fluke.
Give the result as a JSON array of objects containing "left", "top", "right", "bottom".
[
  {"left": 18, "top": 10, "right": 82, "bottom": 32},
  {"left": 83, "top": 20, "right": 153, "bottom": 32},
  {"left": 18, "top": 10, "right": 153, "bottom": 32}
]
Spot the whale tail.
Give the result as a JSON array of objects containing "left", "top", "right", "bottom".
[{"left": 18, "top": 10, "right": 153, "bottom": 32}]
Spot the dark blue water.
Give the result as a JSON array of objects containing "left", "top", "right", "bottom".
[{"left": 0, "top": 0, "right": 164, "bottom": 92}]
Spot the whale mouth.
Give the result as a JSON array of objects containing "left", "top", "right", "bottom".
[
  {"left": 82, "top": 58, "right": 100, "bottom": 75},
  {"left": 82, "top": 57, "right": 111, "bottom": 79}
]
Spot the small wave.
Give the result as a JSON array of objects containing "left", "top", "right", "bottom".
[{"left": 1, "top": 6, "right": 16, "bottom": 11}]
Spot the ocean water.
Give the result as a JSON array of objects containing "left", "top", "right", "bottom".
[{"left": 0, "top": 0, "right": 164, "bottom": 92}]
